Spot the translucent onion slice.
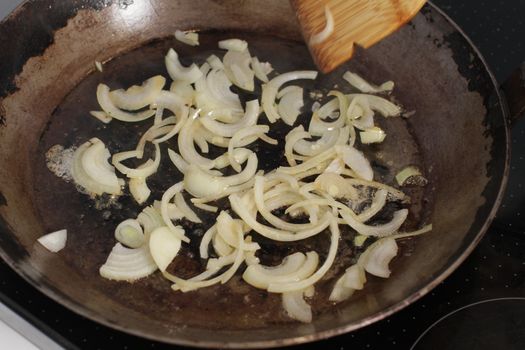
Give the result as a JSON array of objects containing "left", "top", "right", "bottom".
[
  {"left": 149, "top": 226, "right": 183, "bottom": 272},
  {"left": 254, "top": 176, "right": 316, "bottom": 231},
  {"left": 212, "top": 148, "right": 251, "bottom": 169},
  {"left": 174, "top": 192, "right": 202, "bottom": 223},
  {"left": 347, "top": 93, "right": 401, "bottom": 117},
  {"left": 282, "top": 289, "right": 313, "bottom": 323},
  {"left": 267, "top": 217, "right": 340, "bottom": 293},
  {"left": 347, "top": 95, "right": 374, "bottom": 130},
  {"left": 343, "top": 264, "right": 366, "bottom": 289},
  {"left": 115, "top": 219, "right": 145, "bottom": 248},
  {"left": 99, "top": 243, "right": 157, "bottom": 281},
  {"left": 229, "top": 193, "right": 332, "bottom": 242},
  {"left": 360, "top": 126, "right": 386, "bottom": 144},
  {"left": 129, "top": 177, "right": 150, "bottom": 204},
  {"left": 228, "top": 125, "right": 267, "bottom": 172},
  {"left": 193, "top": 202, "right": 218, "bottom": 213},
  {"left": 170, "top": 80, "right": 195, "bottom": 106},
  {"left": 90, "top": 110, "right": 112, "bottom": 124},
  {"left": 389, "top": 224, "right": 433, "bottom": 240},
  {"left": 96, "top": 84, "right": 156, "bottom": 122},
  {"left": 395, "top": 166, "right": 428, "bottom": 186},
  {"left": 329, "top": 274, "right": 355, "bottom": 302},
  {"left": 206, "top": 54, "right": 224, "bottom": 69},
  {"left": 277, "top": 86, "right": 303, "bottom": 126},
  {"left": 151, "top": 91, "right": 190, "bottom": 144},
  {"left": 160, "top": 182, "right": 190, "bottom": 243},
  {"left": 343, "top": 71, "right": 394, "bottom": 93},
  {"left": 309, "top": 5, "right": 334, "bottom": 45},
  {"left": 165, "top": 48, "right": 202, "bottom": 83},
  {"left": 314, "top": 173, "right": 358, "bottom": 199},
  {"left": 243, "top": 252, "right": 318, "bottom": 289},
  {"left": 262, "top": 70, "right": 318, "bottom": 123},
  {"left": 223, "top": 48, "right": 254, "bottom": 91},
  {"left": 308, "top": 98, "right": 346, "bottom": 136},
  {"left": 358, "top": 237, "right": 398, "bottom": 278},
  {"left": 340, "top": 208, "right": 408, "bottom": 237},
  {"left": 112, "top": 143, "right": 161, "bottom": 179},
  {"left": 167, "top": 226, "right": 245, "bottom": 291},
  {"left": 174, "top": 30, "right": 199, "bottom": 46},
  {"left": 184, "top": 152, "right": 257, "bottom": 198},
  {"left": 201, "top": 99, "right": 260, "bottom": 137},
  {"left": 37, "top": 229, "right": 67, "bottom": 253},
  {"left": 277, "top": 147, "right": 336, "bottom": 175},
  {"left": 71, "top": 138, "right": 123, "bottom": 196},
  {"left": 295, "top": 126, "right": 349, "bottom": 157},
  {"left": 178, "top": 112, "right": 215, "bottom": 169},
  {"left": 109, "top": 75, "right": 166, "bottom": 110},
  {"left": 218, "top": 38, "right": 248, "bottom": 52},
  {"left": 356, "top": 189, "right": 388, "bottom": 222},
  {"left": 336, "top": 145, "right": 373, "bottom": 181},
  {"left": 323, "top": 157, "right": 345, "bottom": 175},
  {"left": 137, "top": 206, "right": 164, "bottom": 236},
  {"left": 251, "top": 56, "right": 272, "bottom": 82},
  {"left": 284, "top": 126, "right": 311, "bottom": 166},
  {"left": 199, "top": 225, "right": 217, "bottom": 259},
  {"left": 168, "top": 148, "right": 188, "bottom": 174},
  {"left": 213, "top": 233, "right": 234, "bottom": 257}
]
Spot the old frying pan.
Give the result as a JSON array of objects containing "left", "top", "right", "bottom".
[{"left": 0, "top": 0, "right": 515, "bottom": 348}]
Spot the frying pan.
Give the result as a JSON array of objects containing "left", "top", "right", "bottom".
[{"left": 0, "top": 0, "right": 518, "bottom": 348}]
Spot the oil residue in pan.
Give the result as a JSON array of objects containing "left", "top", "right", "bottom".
[{"left": 32, "top": 31, "right": 432, "bottom": 328}]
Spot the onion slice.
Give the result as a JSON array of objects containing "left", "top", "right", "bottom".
[
  {"left": 340, "top": 208, "right": 408, "bottom": 237},
  {"left": 99, "top": 243, "right": 157, "bottom": 281},
  {"left": 96, "top": 84, "right": 156, "bottom": 122},
  {"left": 37, "top": 229, "right": 67, "bottom": 253},
  {"left": 358, "top": 237, "right": 398, "bottom": 278},
  {"left": 282, "top": 289, "right": 313, "bottom": 323},
  {"left": 309, "top": 5, "right": 334, "bottom": 45},
  {"left": 110, "top": 75, "right": 166, "bottom": 110},
  {"left": 174, "top": 30, "right": 199, "bottom": 46},
  {"left": 165, "top": 48, "right": 202, "bottom": 83}
]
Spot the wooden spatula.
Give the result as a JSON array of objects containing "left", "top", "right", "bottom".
[{"left": 290, "top": 0, "right": 427, "bottom": 73}]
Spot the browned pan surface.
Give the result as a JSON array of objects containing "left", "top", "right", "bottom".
[{"left": 0, "top": 1, "right": 509, "bottom": 348}]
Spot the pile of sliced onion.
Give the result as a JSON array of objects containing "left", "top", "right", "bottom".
[{"left": 53, "top": 37, "right": 434, "bottom": 324}]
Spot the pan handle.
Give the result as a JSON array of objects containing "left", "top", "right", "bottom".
[{"left": 501, "top": 62, "right": 525, "bottom": 124}]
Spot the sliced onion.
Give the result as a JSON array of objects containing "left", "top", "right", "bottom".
[
  {"left": 308, "top": 97, "right": 346, "bottom": 136},
  {"left": 228, "top": 125, "right": 267, "bottom": 172},
  {"left": 90, "top": 110, "right": 112, "bottom": 124},
  {"left": 268, "top": 217, "right": 339, "bottom": 293},
  {"left": 99, "top": 243, "right": 157, "bottom": 281},
  {"left": 193, "top": 202, "right": 218, "bottom": 213},
  {"left": 395, "top": 166, "right": 428, "bottom": 186},
  {"left": 357, "top": 189, "right": 388, "bottom": 222},
  {"left": 277, "top": 147, "right": 336, "bottom": 175},
  {"left": 229, "top": 193, "right": 332, "bottom": 242},
  {"left": 71, "top": 138, "right": 123, "bottom": 196},
  {"left": 149, "top": 226, "right": 183, "bottom": 272},
  {"left": 282, "top": 289, "right": 312, "bottom": 323},
  {"left": 201, "top": 99, "right": 259, "bottom": 138},
  {"left": 174, "top": 30, "right": 199, "bottom": 46},
  {"left": 115, "top": 219, "right": 145, "bottom": 248},
  {"left": 212, "top": 148, "right": 251, "bottom": 169},
  {"left": 336, "top": 145, "right": 373, "bottom": 181},
  {"left": 360, "top": 126, "right": 386, "bottom": 144},
  {"left": 358, "top": 237, "right": 398, "bottom": 278},
  {"left": 160, "top": 182, "right": 190, "bottom": 242},
  {"left": 340, "top": 208, "right": 408, "bottom": 237},
  {"left": 243, "top": 252, "right": 318, "bottom": 289},
  {"left": 329, "top": 274, "right": 355, "bottom": 302},
  {"left": 37, "top": 229, "right": 67, "bottom": 253},
  {"left": 178, "top": 112, "right": 215, "bottom": 169},
  {"left": 296, "top": 126, "right": 349, "bottom": 157},
  {"left": 223, "top": 48, "right": 254, "bottom": 91},
  {"left": 206, "top": 54, "right": 224, "bottom": 69},
  {"left": 112, "top": 143, "right": 161, "bottom": 179},
  {"left": 218, "top": 38, "right": 248, "bottom": 52},
  {"left": 137, "top": 206, "right": 164, "bottom": 236},
  {"left": 343, "top": 264, "right": 366, "bottom": 289},
  {"left": 165, "top": 48, "right": 202, "bottom": 83},
  {"left": 251, "top": 56, "right": 272, "bottom": 82},
  {"left": 262, "top": 71, "right": 318, "bottom": 123},
  {"left": 96, "top": 84, "right": 155, "bottom": 122},
  {"left": 174, "top": 192, "right": 202, "bottom": 223},
  {"left": 151, "top": 91, "right": 190, "bottom": 144},
  {"left": 309, "top": 5, "right": 334, "bottom": 45},
  {"left": 284, "top": 125, "right": 311, "bottom": 166},
  {"left": 170, "top": 80, "right": 195, "bottom": 106},
  {"left": 314, "top": 173, "right": 358, "bottom": 199},
  {"left": 110, "top": 75, "right": 166, "bottom": 110},
  {"left": 347, "top": 95, "right": 374, "bottom": 130},
  {"left": 277, "top": 86, "right": 303, "bottom": 126},
  {"left": 343, "top": 71, "right": 394, "bottom": 93},
  {"left": 389, "top": 224, "right": 433, "bottom": 240},
  {"left": 213, "top": 232, "right": 234, "bottom": 257},
  {"left": 254, "top": 176, "right": 316, "bottom": 231},
  {"left": 348, "top": 93, "right": 401, "bottom": 117},
  {"left": 199, "top": 225, "right": 217, "bottom": 259}
]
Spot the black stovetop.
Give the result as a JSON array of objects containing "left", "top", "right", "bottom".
[{"left": 1, "top": 1, "right": 524, "bottom": 349}]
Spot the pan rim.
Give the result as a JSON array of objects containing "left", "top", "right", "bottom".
[{"left": 0, "top": 1, "right": 511, "bottom": 348}]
